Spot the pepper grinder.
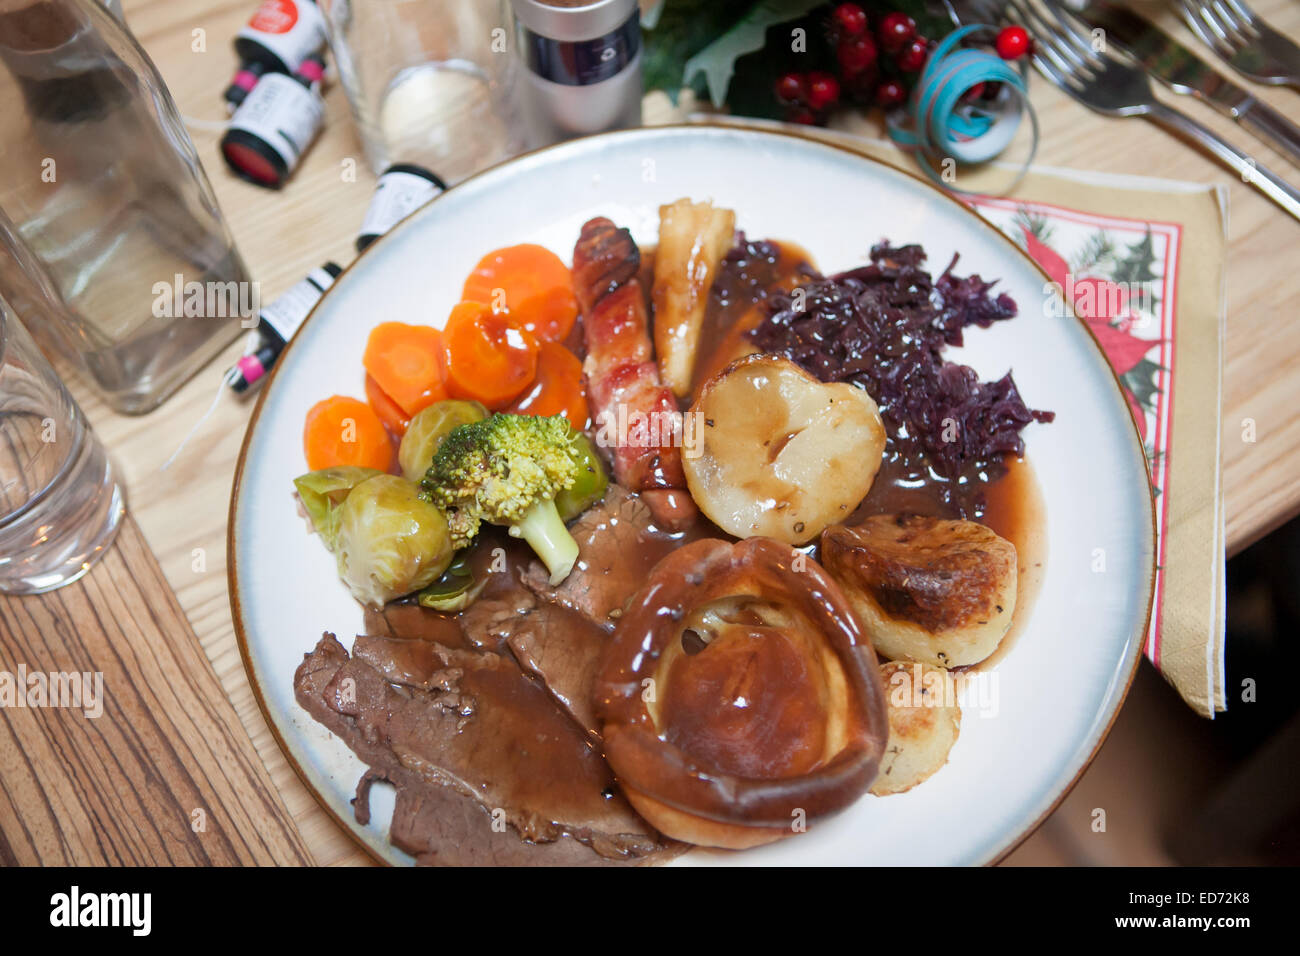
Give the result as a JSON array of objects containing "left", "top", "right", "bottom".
[{"left": 510, "top": 0, "right": 642, "bottom": 145}]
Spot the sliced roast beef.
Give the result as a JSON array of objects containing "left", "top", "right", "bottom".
[
  {"left": 502, "top": 602, "right": 608, "bottom": 740},
  {"left": 521, "top": 485, "right": 687, "bottom": 630},
  {"left": 295, "top": 633, "right": 676, "bottom": 865}
]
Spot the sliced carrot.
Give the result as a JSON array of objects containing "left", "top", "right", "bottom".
[
  {"left": 365, "top": 373, "right": 410, "bottom": 436},
  {"left": 461, "top": 243, "right": 578, "bottom": 343},
  {"left": 441, "top": 300, "right": 539, "bottom": 409},
  {"left": 304, "top": 396, "right": 393, "bottom": 472},
  {"left": 507, "top": 341, "right": 589, "bottom": 430},
  {"left": 362, "top": 322, "right": 448, "bottom": 417}
]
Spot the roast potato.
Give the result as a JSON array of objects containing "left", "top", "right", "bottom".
[
  {"left": 870, "top": 661, "right": 961, "bottom": 796},
  {"left": 683, "top": 354, "right": 886, "bottom": 546},
  {"left": 822, "top": 515, "right": 1017, "bottom": 668}
]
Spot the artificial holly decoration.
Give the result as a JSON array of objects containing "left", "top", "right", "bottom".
[
  {"left": 832, "top": 2, "right": 868, "bottom": 35},
  {"left": 875, "top": 79, "right": 905, "bottom": 107},
  {"left": 878, "top": 11, "right": 914, "bottom": 52},
  {"left": 775, "top": 71, "right": 809, "bottom": 103},
  {"left": 839, "top": 33, "right": 877, "bottom": 73},
  {"left": 807, "top": 71, "right": 841, "bottom": 109},
  {"left": 643, "top": 1, "right": 1028, "bottom": 127},
  {"left": 896, "top": 37, "right": 929, "bottom": 71},
  {"left": 996, "top": 25, "right": 1031, "bottom": 59}
]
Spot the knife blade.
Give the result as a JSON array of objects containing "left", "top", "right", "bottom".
[{"left": 1076, "top": 1, "right": 1300, "bottom": 169}]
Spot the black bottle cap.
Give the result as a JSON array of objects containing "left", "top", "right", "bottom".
[{"left": 381, "top": 163, "right": 448, "bottom": 189}]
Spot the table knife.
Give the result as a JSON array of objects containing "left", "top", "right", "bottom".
[{"left": 1077, "top": 1, "right": 1300, "bottom": 170}]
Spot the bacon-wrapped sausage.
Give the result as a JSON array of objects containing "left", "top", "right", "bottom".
[{"left": 572, "top": 217, "right": 696, "bottom": 528}]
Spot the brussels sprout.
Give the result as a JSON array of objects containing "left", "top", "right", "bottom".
[
  {"left": 293, "top": 466, "right": 384, "bottom": 551},
  {"left": 398, "top": 400, "right": 488, "bottom": 481},
  {"left": 334, "top": 474, "right": 453, "bottom": 608},
  {"left": 416, "top": 552, "right": 487, "bottom": 613},
  {"left": 555, "top": 431, "right": 608, "bottom": 521}
]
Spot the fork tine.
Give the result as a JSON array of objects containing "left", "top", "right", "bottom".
[
  {"left": 1006, "top": 0, "right": 1092, "bottom": 74},
  {"left": 1029, "top": 44, "right": 1081, "bottom": 94},
  {"left": 1016, "top": 8, "right": 1088, "bottom": 70},
  {"left": 1203, "top": 2, "right": 1251, "bottom": 48},
  {"left": 1181, "top": 0, "right": 1237, "bottom": 58},
  {"left": 964, "top": 0, "right": 1002, "bottom": 22},
  {"left": 1004, "top": 0, "right": 1091, "bottom": 88},
  {"left": 1213, "top": 0, "right": 1260, "bottom": 40},
  {"left": 1039, "top": 0, "right": 1106, "bottom": 68}
]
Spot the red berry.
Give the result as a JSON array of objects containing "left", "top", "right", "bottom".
[
  {"left": 833, "top": 3, "right": 868, "bottom": 36},
  {"left": 875, "top": 79, "right": 906, "bottom": 108},
  {"left": 962, "top": 81, "right": 986, "bottom": 101},
  {"left": 878, "top": 12, "right": 915, "bottom": 53},
  {"left": 807, "top": 71, "right": 840, "bottom": 110},
  {"left": 788, "top": 107, "right": 818, "bottom": 125},
  {"left": 996, "top": 25, "right": 1031, "bottom": 60},
  {"left": 775, "top": 72, "right": 809, "bottom": 104},
  {"left": 838, "top": 34, "right": 877, "bottom": 73},
  {"left": 897, "top": 37, "right": 928, "bottom": 71}
]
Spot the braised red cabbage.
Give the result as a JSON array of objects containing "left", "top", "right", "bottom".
[{"left": 748, "top": 242, "right": 1053, "bottom": 506}]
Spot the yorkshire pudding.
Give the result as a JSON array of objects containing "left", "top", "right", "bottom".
[{"left": 593, "top": 537, "right": 889, "bottom": 849}]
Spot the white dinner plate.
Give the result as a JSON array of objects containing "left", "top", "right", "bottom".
[{"left": 229, "top": 125, "right": 1155, "bottom": 866}]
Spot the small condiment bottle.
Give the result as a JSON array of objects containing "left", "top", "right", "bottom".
[
  {"left": 221, "top": 53, "right": 325, "bottom": 188},
  {"left": 228, "top": 262, "right": 342, "bottom": 393},
  {"left": 222, "top": 60, "right": 265, "bottom": 113},
  {"left": 223, "top": 0, "right": 328, "bottom": 112},
  {"left": 356, "top": 164, "right": 447, "bottom": 253},
  {"left": 510, "top": 0, "right": 643, "bottom": 145}
]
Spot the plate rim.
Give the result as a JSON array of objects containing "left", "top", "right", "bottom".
[{"left": 227, "top": 122, "right": 1158, "bottom": 867}]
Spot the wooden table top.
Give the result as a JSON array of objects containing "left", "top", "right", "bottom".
[{"left": 29, "top": 0, "right": 1300, "bottom": 866}]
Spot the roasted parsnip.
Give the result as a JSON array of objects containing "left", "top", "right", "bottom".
[{"left": 652, "top": 198, "right": 736, "bottom": 397}]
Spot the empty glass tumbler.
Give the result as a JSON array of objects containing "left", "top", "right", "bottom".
[
  {"left": 0, "top": 0, "right": 252, "bottom": 414},
  {"left": 320, "top": 0, "right": 525, "bottom": 181},
  {"left": 0, "top": 291, "right": 123, "bottom": 593}
]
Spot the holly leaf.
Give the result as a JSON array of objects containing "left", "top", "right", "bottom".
[
  {"left": 1111, "top": 226, "right": 1160, "bottom": 285},
  {"left": 683, "top": 0, "right": 827, "bottom": 107},
  {"left": 1123, "top": 355, "right": 1164, "bottom": 413},
  {"left": 642, "top": 0, "right": 755, "bottom": 102}
]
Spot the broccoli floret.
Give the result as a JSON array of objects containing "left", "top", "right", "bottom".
[{"left": 419, "top": 413, "right": 581, "bottom": 584}]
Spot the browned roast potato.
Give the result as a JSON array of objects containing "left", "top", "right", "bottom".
[
  {"left": 871, "top": 661, "right": 961, "bottom": 796},
  {"left": 822, "top": 515, "right": 1017, "bottom": 668}
]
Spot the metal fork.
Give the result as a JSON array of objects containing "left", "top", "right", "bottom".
[
  {"left": 1001, "top": 0, "right": 1300, "bottom": 221},
  {"left": 1177, "top": 0, "right": 1300, "bottom": 89}
]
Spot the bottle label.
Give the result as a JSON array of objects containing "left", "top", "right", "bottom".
[
  {"left": 237, "top": 0, "right": 326, "bottom": 72},
  {"left": 259, "top": 266, "right": 337, "bottom": 342},
  {"left": 518, "top": 9, "right": 640, "bottom": 87},
  {"left": 359, "top": 171, "right": 444, "bottom": 242},
  {"left": 248, "top": 0, "right": 297, "bottom": 33},
  {"left": 227, "top": 72, "right": 324, "bottom": 171}
]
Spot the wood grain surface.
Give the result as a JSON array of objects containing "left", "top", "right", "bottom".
[
  {"left": 0, "top": 517, "right": 312, "bottom": 865},
  {"left": 5, "top": 0, "right": 1296, "bottom": 866}
]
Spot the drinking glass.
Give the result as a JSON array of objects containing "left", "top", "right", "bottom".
[
  {"left": 0, "top": 0, "right": 252, "bottom": 414},
  {"left": 320, "top": 0, "right": 525, "bottom": 181},
  {"left": 0, "top": 291, "right": 122, "bottom": 594}
]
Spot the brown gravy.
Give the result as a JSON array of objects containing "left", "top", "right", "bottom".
[
  {"left": 388, "top": 238, "right": 1046, "bottom": 664},
  {"left": 371, "top": 234, "right": 1046, "bottom": 758}
]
